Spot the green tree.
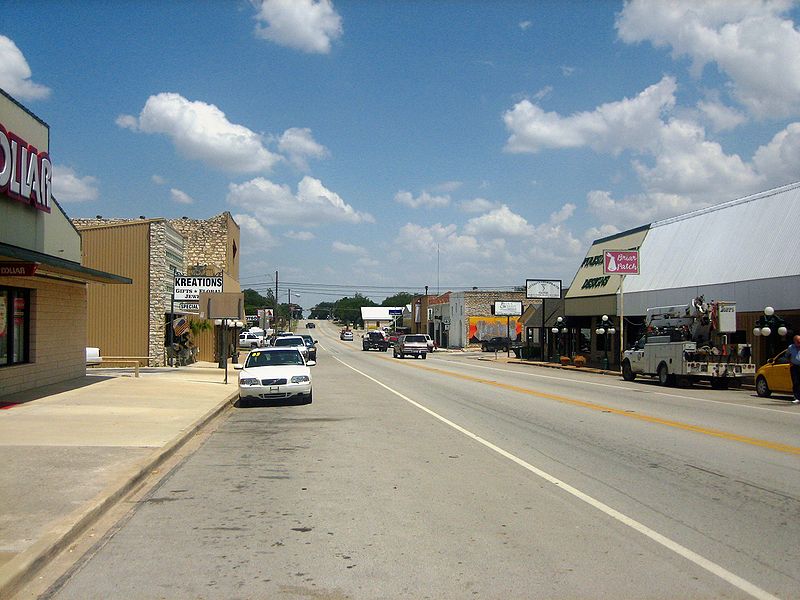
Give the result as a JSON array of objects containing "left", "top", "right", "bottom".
[
  {"left": 243, "top": 288, "right": 274, "bottom": 315},
  {"left": 309, "top": 302, "right": 335, "bottom": 320},
  {"left": 333, "top": 294, "right": 377, "bottom": 327},
  {"left": 381, "top": 292, "right": 413, "bottom": 307}
]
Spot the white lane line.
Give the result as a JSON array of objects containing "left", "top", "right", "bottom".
[
  {"left": 333, "top": 354, "right": 781, "bottom": 600},
  {"left": 443, "top": 358, "right": 794, "bottom": 415}
]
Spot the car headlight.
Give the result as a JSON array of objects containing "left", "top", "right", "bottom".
[
  {"left": 239, "top": 377, "right": 259, "bottom": 386},
  {"left": 291, "top": 375, "right": 310, "bottom": 383}
]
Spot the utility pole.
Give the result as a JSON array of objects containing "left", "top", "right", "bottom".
[{"left": 274, "top": 270, "right": 279, "bottom": 329}]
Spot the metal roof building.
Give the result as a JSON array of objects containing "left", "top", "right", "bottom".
[{"left": 623, "top": 181, "right": 800, "bottom": 315}]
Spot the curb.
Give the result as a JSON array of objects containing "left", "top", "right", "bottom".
[{"left": 0, "top": 390, "right": 238, "bottom": 600}]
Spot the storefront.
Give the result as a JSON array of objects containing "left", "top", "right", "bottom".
[
  {"left": 0, "top": 90, "right": 129, "bottom": 397},
  {"left": 564, "top": 225, "right": 649, "bottom": 368}
]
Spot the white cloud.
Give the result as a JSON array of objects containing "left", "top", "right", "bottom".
[
  {"left": 117, "top": 93, "right": 281, "bottom": 173},
  {"left": 278, "top": 127, "right": 329, "bottom": 170},
  {"left": 753, "top": 122, "right": 800, "bottom": 183},
  {"left": 151, "top": 174, "right": 167, "bottom": 185},
  {"left": 696, "top": 99, "right": 746, "bottom": 132},
  {"left": 616, "top": 0, "right": 800, "bottom": 118},
  {"left": 519, "top": 20, "right": 532, "bottom": 31},
  {"left": 332, "top": 241, "right": 366, "bottom": 254},
  {"left": 170, "top": 188, "right": 194, "bottom": 204},
  {"left": 560, "top": 65, "right": 575, "bottom": 77},
  {"left": 52, "top": 166, "right": 98, "bottom": 202},
  {"left": 464, "top": 205, "right": 535, "bottom": 237},
  {"left": 503, "top": 76, "right": 677, "bottom": 154},
  {"left": 0, "top": 36, "right": 50, "bottom": 101},
  {"left": 284, "top": 230, "right": 316, "bottom": 240},
  {"left": 233, "top": 213, "right": 278, "bottom": 248},
  {"left": 227, "top": 175, "right": 373, "bottom": 226},
  {"left": 115, "top": 114, "right": 138, "bottom": 131},
  {"left": 458, "top": 197, "right": 500, "bottom": 213},
  {"left": 394, "top": 190, "right": 451, "bottom": 209},
  {"left": 253, "top": 0, "right": 343, "bottom": 54}
]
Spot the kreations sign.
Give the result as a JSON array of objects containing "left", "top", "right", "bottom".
[{"left": 0, "top": 122, "right": 52, "bottom": 213}]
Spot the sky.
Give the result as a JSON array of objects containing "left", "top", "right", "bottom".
[{"left": 3, "top": 0, "right": 800, "bottom": 312}]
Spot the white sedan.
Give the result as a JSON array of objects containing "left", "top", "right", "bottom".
[{"left": 235, "top": 347, "right": 314, "bottom": 405}]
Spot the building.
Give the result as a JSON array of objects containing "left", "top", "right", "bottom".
[
  {"left": 73, "top": 213, "right": 241, "bottom": 366},
  {"left": 565, "top": 182, "right": 800, "bottom": 368},
  {"left": 0, "top": 89, "right": 129, "bottom": 396},
  {"left": 360, "top": 306, "right": 405, "bottom": 330},
  {"left": 446, "top": 290, "right": 528, "bottom": 348}
]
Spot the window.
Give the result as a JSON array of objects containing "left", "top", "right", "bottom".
[{"left": 0, "top": 286, "right": 30, "bottom": 367}]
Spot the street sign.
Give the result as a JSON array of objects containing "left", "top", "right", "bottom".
[
  {"left": 389, "top": 308, "right": 403, "bottom": 316},
  {"left": 526, "top": 279, "right": 561, "bottom": 299},
  {"left": 603, "top": 250, "right": 639, "bottom": 275}
]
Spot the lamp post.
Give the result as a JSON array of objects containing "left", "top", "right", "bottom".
[
  {"left": 551, "top": 316, "right": 568, "bottom": 362},
  {"left": 752, "top": 306, "right": 788, "bottom": 359},
  {"left": 595, "top": 314, "right": 616, "bottom": 370}
]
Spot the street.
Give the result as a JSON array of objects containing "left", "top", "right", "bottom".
[{"left": 42, "top": 321, "right": 799, "bottom": 600}]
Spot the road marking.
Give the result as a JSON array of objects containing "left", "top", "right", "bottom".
[
  {"left": 374, "top": 355, "right": 800, "bottom": 455},
  {"left": 332, "top": 354, "right": 781, "bottom": 600},
  {"left": 438, "top": 359, "right": 798, "bottom": 416}
]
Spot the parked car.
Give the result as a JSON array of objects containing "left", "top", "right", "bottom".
[
  {"left": 755, "top": 351, "right": 793, "bottom": 398},
  {"left": 300, "top": 334, "right": 318, "bottom": 362},
  {"left": 362, "top": 331, "right": 389, "bottom": 351},
  {"left": 341, "top": 330, "right": 353, "bottom": 341},
  {"left": 481, "top": 336, "right": 511, "bottom": 352},
  {"left": 305, "top": 322, "right": 316, "bottom": 329},
  {"left": 272, "top": 335, "right": 309, "bottom": 360},
  {"left": 393, "top": 334, "right": 428, "bottom": 359},
  {"left": 239, "top": 331, "right": 265, "bottom": 349},
  {"left": 235, "top": 347, "right": 314, "bottom": 405}
]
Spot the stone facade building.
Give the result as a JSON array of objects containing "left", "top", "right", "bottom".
[{"left": 73, "top": 212, "right": 240, "bottom": 366}]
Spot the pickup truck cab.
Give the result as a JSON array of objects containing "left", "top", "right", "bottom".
[
  {"left": 362, "top": 331, "right": 389, "bottom": 352},
  {"left": 393, "top": 334, "right": 428, "bottom": 359},
  {"left": 239, "top": 332, "right": 265, "bottom": 349}
]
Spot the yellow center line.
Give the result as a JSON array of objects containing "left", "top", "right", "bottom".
[{"left": 378, "top": 355, "right": 800, "bottom": 456}]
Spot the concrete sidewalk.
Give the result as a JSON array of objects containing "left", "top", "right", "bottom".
[{"left": 0, "top": 361, "right": 238, "bottom": 599}]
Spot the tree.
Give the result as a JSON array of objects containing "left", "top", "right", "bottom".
[
  {"left": 381, "top": 292, "right": 413, "bottom": 307},
  {"left": 243, "top": 288, "right": 273, "bottom": 315},
  {"left": 333, "top": 294, "right": 377, "bottom": 327},
  {"left": 309, "top": 302, "right": 335, "bottom": 320}
]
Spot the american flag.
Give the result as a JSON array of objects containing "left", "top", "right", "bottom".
[{"left": 172, "top": 316, "right": 189, "bottom": 336}]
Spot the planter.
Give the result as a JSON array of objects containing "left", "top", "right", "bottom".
[
  {"left": 573, "top": 355, "right": 587, "bottom": 368},
  {"left": 559, "top": 356, "right": 571, "bottom": 366}
]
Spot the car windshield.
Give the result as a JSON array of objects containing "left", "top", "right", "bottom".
[
  {"left": 406, "top": 335, "right": 426, "bottom": 342},
  {"left": 245, "top": 350, "right": 304, "bottom": 367},
  {"left": 274, "top": 337, "right": 304, "bottom": 347},
  {"left": 301, "top": 335, "right": 314, "bottom": 346}
]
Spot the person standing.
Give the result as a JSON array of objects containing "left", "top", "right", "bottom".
[{"left": 789, "top": 334, "right": 800, "bottom": 404}]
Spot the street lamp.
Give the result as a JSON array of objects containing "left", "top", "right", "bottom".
[
  {"left": 752, "top": 306, "right": 788, "bottom": 358},
  {"left": 551, "top": 316, "right": 568, "bottom": 361},
  {"left": 595, "top": 314, "right": 616, "bottom": 370}
]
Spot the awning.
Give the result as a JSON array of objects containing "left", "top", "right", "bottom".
[{"left": 0, "top": 242, "right": 131, "bottom": 284}]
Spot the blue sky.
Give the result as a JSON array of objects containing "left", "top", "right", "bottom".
[{"left": 3, "top": 1, "right": 800, "bottom": 311}]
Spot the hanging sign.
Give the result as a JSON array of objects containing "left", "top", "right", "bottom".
[
  {"left": 603, "top": 250, "right": 639, "bottom": 275},
  {"left": 526, "top": 279, "right": 561, "bottom": 299},
  {"left": 493, "top": 301, "right": 523, "bottom": 316},
  {"left": 174, "top": 273, "right": 223, "bottom": 300}
]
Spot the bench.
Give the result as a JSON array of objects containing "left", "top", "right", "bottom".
[{"left": 90, "top": 356, "right": 150, "bottom": 378}]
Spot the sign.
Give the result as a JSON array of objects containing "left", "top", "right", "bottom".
[
  {"left": 177, "top": 302, "right": 199, "bottom": 313},
  {"left": 174, "top": 273, "right": 223, "bottom": 300},
  {"left": 0, "top": 262, "right": 38, "bottom": 277},
  {"left": 389, "top": 308, "right": 403, "bottom": 316},
  {"left": 526, "top": 279, "right": 561, "bottom": 299},
  {"left": 257, "top": 308, "right": 274, "bottom": 319},
  {"left": 603, "top": 250, "right": 639, "bottom": 275},
  {"left": 493, "top": 301, "right": 523, "bottom": 316},
  {"left": 246, "top": 315, "right": 259, "bottom": 323},
  {"left": 0, "top": 122, "right": 52, "bottom": 213}
]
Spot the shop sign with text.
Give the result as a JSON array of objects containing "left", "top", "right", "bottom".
[
  {"left": 603, "top": 250, "right": 639, "bottom": 275},
  {"left": 174, "top": 273, "right": 223, "bottom": 300},
  {"left": 0, "top": 262, "right": 38, "bottom": 276},
  {"left": 0, "top": 122, "right": 52, "bottom": 213}
]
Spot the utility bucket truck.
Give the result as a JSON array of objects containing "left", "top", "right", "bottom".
[{"left": 622, "top": 297, "right": 755, "bottom": 388}]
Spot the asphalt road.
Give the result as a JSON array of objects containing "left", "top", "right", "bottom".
[{"left": 45, "top": 321, "right": 800, "bottom": 599}]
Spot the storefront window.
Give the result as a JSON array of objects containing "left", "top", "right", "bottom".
[{"left": 0, "top": 287, "right": 30, "bottom": 366}]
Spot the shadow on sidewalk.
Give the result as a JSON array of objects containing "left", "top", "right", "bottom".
[{"left": 0, "top": 375, "right": 114, "bottom": 408}]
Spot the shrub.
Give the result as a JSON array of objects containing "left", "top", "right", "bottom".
[
  {"left": 559, "top": 355, "right": 571, "bottom": 366},
  {"left": 573, "top": 355, "right": 587, "bottom": 368}
]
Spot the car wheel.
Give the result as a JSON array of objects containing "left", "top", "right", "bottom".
[
  {"left": 657, "top": 363, "right": 673, "bottom": 387},
  {"left": 481, "top": 345, "right": 487, "bottom": 352},
  {"left": 399, "top": 352, "right": 404, "bottom": 359},
  {"left": 304, "top": 391, "right": 313, "bottom": 404},
  {"left": 237, "top": 395, "right": 248, "bottom": 408},
  {"left": 621, "top": 360, "right": 636, "bottom": 382},
  {"left": 755, "top": 376, "right": 771, "bottom": 398},
  {"left": 710, "top": 377, "right": 730, "bottom": 390},
  {"left": 421, "top": 353, "right": 427, "bottom": 360}
]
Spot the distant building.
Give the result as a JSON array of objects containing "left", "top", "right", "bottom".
[
  {"left": 445, "top": 290, "right": 528, "bottom": 348},
  {"left": 360, "top": 306, "right": 405, "bottom": 330}
]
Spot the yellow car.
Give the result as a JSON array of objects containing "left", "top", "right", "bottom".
[{"left": 754, "top": 351, "right": 793, "bottom": 398}]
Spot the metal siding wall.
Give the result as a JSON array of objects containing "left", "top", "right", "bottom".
[{"left": 82, "top": 224, "right": 150, "bottom": 357}]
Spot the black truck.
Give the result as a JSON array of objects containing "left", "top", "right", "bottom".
[{"left": 362, "top": 331, "right": 390, "bottom": 352}]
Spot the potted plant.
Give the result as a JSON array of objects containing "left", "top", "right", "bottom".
[
  {"left": 573, "top": 355, "right": 587, "bottom": 368},
  {"left": 559, "top": 355, "right": 571, "bottom": 366}
]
